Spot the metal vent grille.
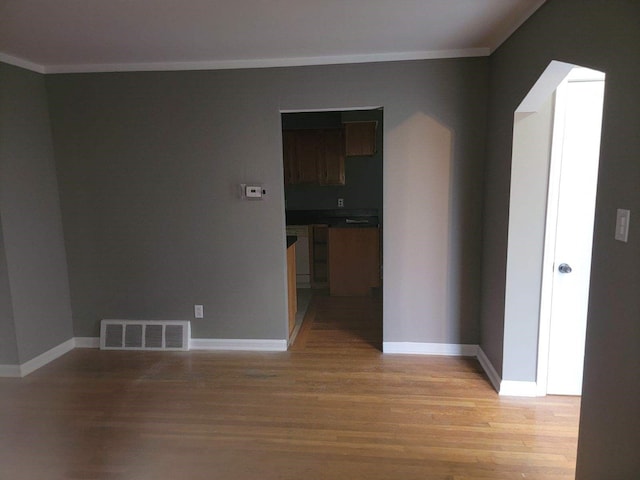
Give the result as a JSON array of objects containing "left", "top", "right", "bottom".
[
  {"left": 104, "top": 324, "right": 123, "bottom": 348},
  {"left": 100, "top": 320, "right": 190, "bottom": 351},
  {"left": 145, "top": 324, "right": 163, "bottom": 348}
]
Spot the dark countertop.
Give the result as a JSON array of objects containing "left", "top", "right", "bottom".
[
  {"left": 286, "top": 235, "right": 297, "bottom": 248},
  {"left": 286, "top": 209, "right": 379, "bottom": 228}
]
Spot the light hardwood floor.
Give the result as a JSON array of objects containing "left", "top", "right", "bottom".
[{"left": 0, "top": 294, "right": 580, "bottom": 479}]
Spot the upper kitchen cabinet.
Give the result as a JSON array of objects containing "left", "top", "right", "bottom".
[
  {"left": 282, "top": 130, "right": 297, "bottom": 185},
  {"left": 283, "top": 129, "right": 345, "bottom": 186},
  {"left": 318, "top": 129, "right": 345, "bottom": 185},
  {"left": 283, "top": 130, "right": 321, "bottom": 184},
  {"left": 344, "top": 121, "right": 377, "bottom": 156}
]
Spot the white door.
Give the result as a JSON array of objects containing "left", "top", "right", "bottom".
[{"left": 546, "top": 75, "right": 605, "bottom": 395}]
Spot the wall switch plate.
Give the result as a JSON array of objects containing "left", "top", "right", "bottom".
[
  {"left": 240, "top": 184, "right": 265, "bottom": 200},
  {"left": 245, "top": 185, "right": 262, "bottom": 198},
  {"left": 615, "top": 208, "right": 630, "bottom": 242},
  {"left": 194, "top": 304, "right": 204, "bottom": 318},
  {"left": 337, "top": 198, "right": 344, "bottom": 208}
]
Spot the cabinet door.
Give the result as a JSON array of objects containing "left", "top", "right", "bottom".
[
  {"left": 295, "top": 130, "right": 323, "bottom": 184},
  {"left": 287, "top": 243, "right": 297, "bottom": 336},
  {"left": 282, "top": 129, "right": 345, "bottom": 185},
  {"left": 319, "top": 129, "right": 345, "bottom": 185},
  {"left": 310, "top": 225, "right": 329, "bottom": 288},
  {"left": 329, "top": 228, "right": 380, "bottom": 296},
  {"left": 345, "top": 121, "right": 377, "bottom": 156},
  {"left": 282, "top": 130, "right": 297, "bottom": 185}
]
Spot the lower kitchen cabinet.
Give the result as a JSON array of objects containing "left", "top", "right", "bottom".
[
  {"left": 286, "top": 242, "right": 297, "bottom": 336},
  {"left": 310, "top": 225, "right": 329, "bottom": 288},
  {"left": 328, "top": 227, "right": 381, "bottom": 296}
]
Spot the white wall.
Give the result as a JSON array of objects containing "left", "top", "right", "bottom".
[{"left": 503, "top": 97, "right": 555, "bottom": 381}]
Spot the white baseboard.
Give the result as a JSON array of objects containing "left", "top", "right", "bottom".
[
  {"left": 190, "top": 338, "right": 288, "bottom": 352},
  {"left": 499, "top": 380, "right": 539, "bottom": 397},
  {"left": 382, "top": 343, "right": 539, "bottom": 397},
  {"left": 0, "top": 336, "right": 287, "bottom": 377},
  {"left": 74, "top": 337, "right": 100, "bottom": 348},
  {"left": 383, "top": 342, "right": 478, "bottom": 356},
  {"left": 0, "top": 338, "right": 75, "bottom": 377},
  {"left": 0, "top": 338, "right": 94, "bottom": 378},
  {"left": 476, "top": 347, "right": 501, "bottom": 393},
  {"left": 476, "top": 347, "right": 539, "bottom": 396},
  {"left": 0, "top": 364, "right": 21, "bottom": 377},
  {"left": 1, "top": 335, "right": 537, "bottom": 397},
  {"left": 75, "top": 335, "right": 287, "bottom": 352},
  {"left": 77, "top": 336, "right": 289, "bottom": 353}
]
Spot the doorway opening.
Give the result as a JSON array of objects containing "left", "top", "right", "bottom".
[
  {"left": 280, "top": 108, "right": 384, "bottom": 350},
  {"left": 503, "top": 60, "right": 606, "bottom": 397}
]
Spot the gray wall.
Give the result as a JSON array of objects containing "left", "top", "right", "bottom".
[
  {"left": 479, "top": 0, "right": 640, "bottom": 477},
  {"left": 283, "top": 109, "right": 383, "bottom": 217},
  {"left": 46, "top": 58, "right": 487, "bottom": 345},
  {"left": 0, "top": 63, "right": 73, "bottom": 363},
  {"left": 0, "top": 220, "right": 18, "bottom": 365}
]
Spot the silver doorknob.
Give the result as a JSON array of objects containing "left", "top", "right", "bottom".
[{"left": 558, "top": 263, "right": 572, "bottom": 274}]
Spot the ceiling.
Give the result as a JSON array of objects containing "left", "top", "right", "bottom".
[{"left": 0, "top": 0, "right": 546, "bottom": 74}]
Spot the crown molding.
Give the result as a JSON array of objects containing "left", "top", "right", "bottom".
[
  {"left": 1, "top": 48, "right": 489, "bottom": 75},
  {"left": 0, "top": 52, "right": 46, "bottom": 74}
]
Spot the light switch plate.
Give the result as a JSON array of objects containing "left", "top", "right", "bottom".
[
  {"left": 615, "top": 208, "right": 630, "bottom": 242},
  {"left": 194, "top": 304, "right": 204, "bottom": 318}
]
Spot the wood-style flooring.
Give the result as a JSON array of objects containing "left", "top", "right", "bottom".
[{"left": 0, "top": 293, "right": 580, "bottom": 479}]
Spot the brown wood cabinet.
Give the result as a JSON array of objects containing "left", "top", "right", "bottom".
[
  {"left": 282, "top": 130, "right": 297, "bottom": 185},
  {"left": 286, "top": 242, "right": 297, "bottom": 336},
  {"left": 282, "top": 129, "right": 345, "bottom": 185},
  {"left": 318, "top": 129, "right": 345, "bottom": 185},
  {"left": 328, "top": 227, "right": 381, "bottom": 296},
  {"left": 345, "top": 121, "right": 377, "bottom": 156},
  {"left": 310, "top": 225, "right": 329, "bottom": 288}
]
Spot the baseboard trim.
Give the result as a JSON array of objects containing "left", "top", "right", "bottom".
[
  {"left": 476, "top": 347, "right": 501, "bottom": 393},
  {"left": 499, "top": 380, "right": 539, "bottom": 397},
  {"left": 76, "top": 335, "right": 287, "bottom": 352},
  {"left": 74, "top": 337, "right": 100, "bottom": 348},
  {"left": 382, "top": 342, "right": 478, "bottom": 356},
  {"left": 190, "top": 338, "right": 288, "bottom": 352},
  {"left": 476, "top": 347, "right": 539, "bottom": 396},
  {"left": 19, "top": 338, "right": 76, "bottom": 377},
  {"left": 0, "top": 364, "right": 21, "bottom": 377},
  {"left": 1, "top": 335, "right": 538, "bottom": 396},
  {"left": 382, "top": 343, "right": 539, "bottom": 397}
]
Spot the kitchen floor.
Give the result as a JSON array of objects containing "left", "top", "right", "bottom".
[{"left": 290, "top": 289, "right": 383, "bottom": 352}]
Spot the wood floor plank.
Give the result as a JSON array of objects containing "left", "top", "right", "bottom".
[{"left": 0, "top": 293, "right": 580, "bottom": 479}]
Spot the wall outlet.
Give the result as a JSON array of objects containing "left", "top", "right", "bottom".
[
  {"left": 194, "top": 304, "right": 204, "bottom": 318},
  {"left": 337, "top": 198, "right": 344, "bottom": 208}
]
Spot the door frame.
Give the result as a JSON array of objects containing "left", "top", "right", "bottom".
[
  {"left": 536, "top": 76, "right": 569, "bottom": 396},
  {"left": 536, "top": 68, "right": 606, "bottom": 396},
  {"left": 279, "top": 105, "right": 384, "bottom": 346}
]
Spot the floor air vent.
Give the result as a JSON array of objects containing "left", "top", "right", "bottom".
[{"left": 100, "top": 320, "right": 190, "bottom": 351}]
